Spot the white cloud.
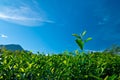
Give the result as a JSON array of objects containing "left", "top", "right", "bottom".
[
  {"left": 0, "top": 34, "right": 8, "bottom": 38},
  {"left": 0, "top": 2, "right": 54, "bottom": 26}
]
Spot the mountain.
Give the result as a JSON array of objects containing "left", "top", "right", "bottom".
[{"left": 0, "top": 44, "right": 24, "bottom": 51}]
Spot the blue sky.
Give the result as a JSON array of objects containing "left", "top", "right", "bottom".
[{"left": 0, "top": 0, "right": 120, "bottom": 53}]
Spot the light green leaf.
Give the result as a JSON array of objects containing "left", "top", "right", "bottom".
[
  {"left": 81, "top": 30, "right": 87, "bottom": 37},
  {"left": 63, "top": 60, "right": 67, "bottom": 64},
  {"left": 104, "top": 75, "right": 108, "bottom": 80},
  {"left": 72, "top": 34, "right": 81, "bottom": 39},
  {"left": 84, "top": 37, "right": 92, "bottom": 43}
]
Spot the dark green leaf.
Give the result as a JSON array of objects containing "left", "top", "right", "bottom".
[{"left": 75, "top": 39, "right": 84, "bottom": 50}]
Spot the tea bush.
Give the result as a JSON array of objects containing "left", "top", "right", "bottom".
[{"left": 0, "top": 49, "right": 120, "bottom": 80}]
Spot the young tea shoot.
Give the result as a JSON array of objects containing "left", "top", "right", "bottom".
[{"left": 72, "top": 30, "right": 92, "bottom": 51}]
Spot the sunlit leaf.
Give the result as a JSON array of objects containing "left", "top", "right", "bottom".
[
  {"left": 20, "top": 68, "right": 24, "bottom": 72},
  {"left": 84, "top": 37, "right": 92, "bottom": 43},
  {"left": 63, "top": 60, "right": 67, "bottom": 64},
  {"left": 104, "top": 75, "right": 108, "bottom": 80},
  {"left": 81, "top": 30, "right": 86, "bottom": 37}
]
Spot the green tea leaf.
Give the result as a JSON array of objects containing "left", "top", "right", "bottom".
[
  {"left": 109, "top": 75, "right": 117, "bottom": 80},
  {"left": 81, "top": 30, "right": 86, "bottom": 37},
  {"left": 89, "top": 74, "right": 102, "bottom": 80},
  {"left": 84, "top": 37, "right": 92, "bottom": 43},
  {"left": 104, "top": 75, "right": 108, "bottom": 80},
  {"left": 76, "top": 39, "right": 84, "bottom": 50},
  {"left": 72, "top": 34, "right": 81, "bottom": 39},
  {"left": 63, "top": 60, "right": 67, "bottom": 64}
]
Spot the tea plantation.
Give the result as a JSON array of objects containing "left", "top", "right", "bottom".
[
  {"left": 0, "top": 49, "right": 120, "bottom": 80},
  {"left": 0, "top": 31, "right": 120, "bottom": 80}
]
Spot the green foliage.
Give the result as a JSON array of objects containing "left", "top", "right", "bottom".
[
  {"left": 72, "top": 30, "right": 92, "bottom": 50},
  {"left": 0, "top": 49, "right": 120, "bottom": 79}
]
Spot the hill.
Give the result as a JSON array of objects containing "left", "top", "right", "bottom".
[{"left": 0, "top": 44, "right": 24, "bottom": 51}]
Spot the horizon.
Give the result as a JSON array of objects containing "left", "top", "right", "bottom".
[{"left": 0, "top": 0, "right": 120, "bottom": 53}]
